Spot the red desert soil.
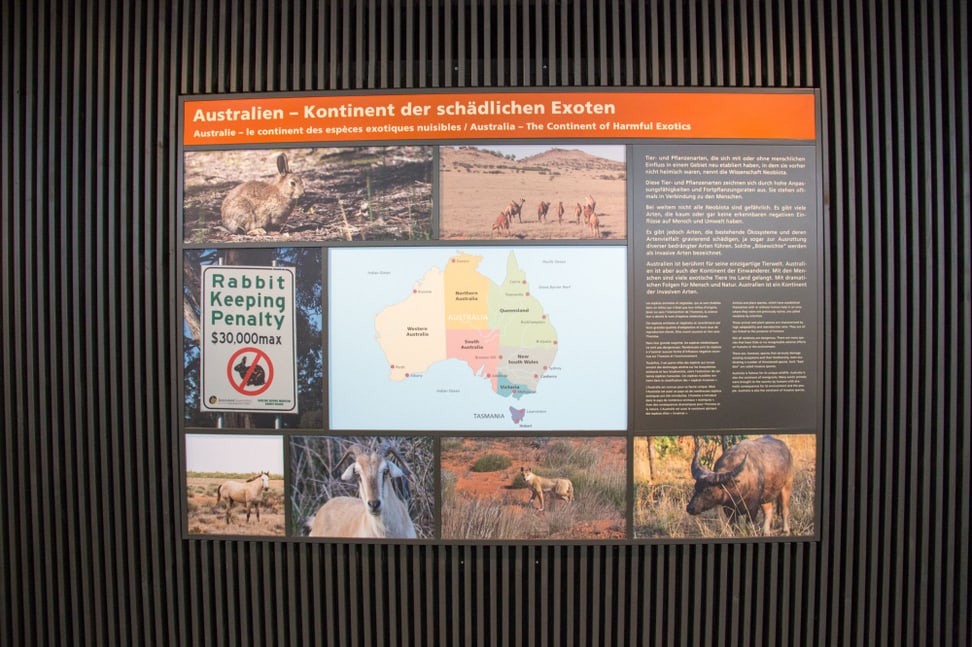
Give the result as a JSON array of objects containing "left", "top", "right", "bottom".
[{"left": 441, "top": 437, "right": 626, "bottom": 540}]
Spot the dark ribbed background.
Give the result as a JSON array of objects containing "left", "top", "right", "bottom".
[{"left": 1, "top": 1, "right": 968, "bottom": 645}]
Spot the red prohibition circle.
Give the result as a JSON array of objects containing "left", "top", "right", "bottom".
[{"left": 227, "top": 347, "right": 274, "bottom": 396}]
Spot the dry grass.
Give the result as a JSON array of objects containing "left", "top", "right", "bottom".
[
  {"left": 441, "top": 437, "right": 626, "bottom": 540},
  {"left": 289, "top": 436, "right": 435, "bottom": 539},
  {"left": 633, "top": 434, "right": 817, "bottom": 539},
  {"left": 438, "top": 146, "right": 627, "bottom": 241},
  {"left": 440, "top": 473, "right": 529, "bottom": 539},
  {"left": 185, "top": 474, "right": 286, "bottom": 536},
  {"left": 182, "top": 147, "right": 434, "bottom": 243}
]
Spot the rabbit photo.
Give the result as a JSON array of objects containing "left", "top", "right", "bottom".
[
  {"left": 182, "top": 147, "right": 434, "bottom": 243},
  {"left": 220, "top": 152, "right": 305, "bottom": 235}
]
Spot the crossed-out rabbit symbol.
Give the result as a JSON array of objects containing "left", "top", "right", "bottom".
[{"left": 233, "top": 355, "right": 266, "bottom": 387}]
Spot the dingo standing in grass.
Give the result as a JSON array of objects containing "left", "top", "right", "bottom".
[{"left": 520, "top": 466, "right": 574, "bottom": 511}]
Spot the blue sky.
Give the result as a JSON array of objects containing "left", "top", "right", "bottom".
[{"left": 186, "top": 434, "right": 284, "bottom": 474}]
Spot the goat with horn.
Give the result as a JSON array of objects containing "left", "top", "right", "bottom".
[{"left": 306, "top": 443, "right": 417, "bottom": 538}]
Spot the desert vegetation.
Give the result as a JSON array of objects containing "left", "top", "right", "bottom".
[
  {"left": 441, "top": 436, "right": 626, "bottom": 540},
  {"left": 439, "top": 146, "right": 627, "bottom": 240},
  {"left": 186, "top": 472, "right": 285, "bottom": 536},
  {"left": 183, "top": 146, "right": 433, "bottom": 243},
  {"left": 289, "top": 436, "right": 435, "bottom": 539}
]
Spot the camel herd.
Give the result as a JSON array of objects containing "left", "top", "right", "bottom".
[{"left": 491, "top": 193, "right": 602, "bottom": 238}]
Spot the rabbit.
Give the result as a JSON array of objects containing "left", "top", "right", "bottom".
[
  {"left": 220, "top": 152, "right": 305, "bottom": 235},
  {"left": 233, "top": 355, "right": 266, "bottom": 387}
]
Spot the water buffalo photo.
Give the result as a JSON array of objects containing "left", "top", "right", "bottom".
[
  {"left": 686, "top": 435, "right": 794, "bottom": 535},
  {"left": 633, "top": 434, "right": 816, "bottom": 539}
]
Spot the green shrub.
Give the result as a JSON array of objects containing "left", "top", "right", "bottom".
[{"left": 471, "top": 453, "right": 511, "bottom": 472}]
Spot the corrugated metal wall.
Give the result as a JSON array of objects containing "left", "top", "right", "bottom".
[{"left": 1, "top": 1, "right": 968, "bottom": 645}]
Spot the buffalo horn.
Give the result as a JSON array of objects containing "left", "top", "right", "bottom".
[{"left": 691, "top": 449, "right": 748, "bottom": 485}]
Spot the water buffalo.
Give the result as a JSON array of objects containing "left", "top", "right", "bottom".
[{"left": 686, "top": 435, "right": 794, "bottom": 535}]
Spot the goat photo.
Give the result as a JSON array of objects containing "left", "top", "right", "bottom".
[
  {"left": 183, "top": 146, "right": 434, "bottom": 244},
  {"left": 289, "top": 436, "right": 435, "bottom": 539},
  {"left": 184, "top": 433, "right": 285, "bottom": 536},
  {"left": 440, "top": 436, "right": 626, "bottom": 541},
  {"left": 438, "top": 144, "right": 627, "bottom": 240},
  {"left": 633, "top": 434, "right": 817, "bottom": 539}
]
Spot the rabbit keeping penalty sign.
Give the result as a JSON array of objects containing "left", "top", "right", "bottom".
[
  {"left": 200, "top": 265, "right": 298, "bottom": 413},
  {"left": 227, "top": 348, "right": 273, "bottom": 395}
]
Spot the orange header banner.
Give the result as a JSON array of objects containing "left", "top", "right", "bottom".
[{"left": 183, "top": 91, "right": 816, "bottom": 147}]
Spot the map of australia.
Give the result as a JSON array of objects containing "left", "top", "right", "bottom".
[{"left": 375, "top": 251, "right": 558, "bottom": 399}]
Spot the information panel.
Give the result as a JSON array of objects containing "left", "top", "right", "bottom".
[
  {"left": 633, "top": 144, "right": 819, "bottom": 431},
  {"left": 179, "top": 89, "right": 822, "bottom": 543}
]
